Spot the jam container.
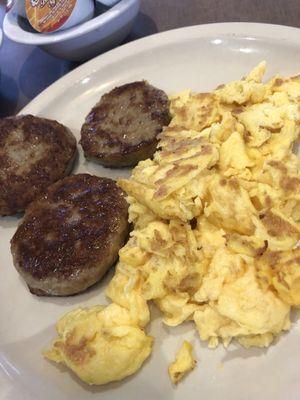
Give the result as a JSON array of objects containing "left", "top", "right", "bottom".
[{"left": 13, "top": 0, "right": 95, "bottom": 33}]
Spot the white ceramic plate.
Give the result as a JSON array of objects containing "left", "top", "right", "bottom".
[{"left": 1, "top": 23, "right": 300, "bottom": 400}]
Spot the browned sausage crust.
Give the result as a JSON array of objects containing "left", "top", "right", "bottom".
[
  {"left": 11, "top": 174, "right": 129, "bottom": 296},
  {"left": 0, "top": 115, "right": 77, "bottom": 216},
  {"left": 80, "top": 81, "right": 171, "bottom": 167}
]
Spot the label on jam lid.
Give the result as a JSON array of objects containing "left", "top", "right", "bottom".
[{"left": 25, "top": 0, "right": 76, "bottom": 33}]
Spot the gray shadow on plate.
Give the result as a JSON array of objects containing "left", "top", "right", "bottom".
[
  {"left": 68, "top": 147, "right": 81, "bottom": 174},
  {"left": 221, "top": 344, "right": 269, "bottom": 363},
  {"left": 220, "top": 331, "right": 294, "bottom": 363},
  {"left": 0, "top": 213, "right": 22, "bottom": 229},
  {"left": 290, "top": 308, "right": 300, "bottom": 324},
  {"left": 162, "top": 319, "right": 198, "bottom": 339},
  {"left": 82, "top": 158, "right": 132, "bottom": 180},
  {"left": 293, "top": 141, "right": 300, "bottom": 156}
]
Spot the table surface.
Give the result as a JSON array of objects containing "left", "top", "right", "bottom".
[{"left": 0, "top": 0, "right": 299, "bottom": 117}]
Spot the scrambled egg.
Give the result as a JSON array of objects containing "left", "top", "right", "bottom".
[
  {"left": 45, "top": 62, "right": 300, "bottom": 385},
  {"left": 168, "top": 341, "right": 196, "bottom": 384},
  {"left": 109, "top": 62, "right": 299, "bottom": 350},
  {"left": 44, "top": 304, "right": 153, "bottom": 385}
]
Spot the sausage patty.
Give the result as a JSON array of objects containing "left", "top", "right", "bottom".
[
  {"left": 80, "top": 81, "right": 171, "bottom": 167},
  {"left": 0, "top": 115, "right": 77, "bottom": 216},
  {"left": 10, "top": 174, "right": 129, "bottom": 296}
]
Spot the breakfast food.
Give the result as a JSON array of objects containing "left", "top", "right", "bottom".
[
  {"left": 46, "top": 63, "right": 300, "bottom": 385},
  {"left": 11, "top": 174, "right": 129, "bottom": 296},
  {"left": 110, "top": 62, "right": 300, "bottom": 350},
  {"left": 0, "top": 115, "right": 77, "bottom": 216},
  {"left": 168, "top": 341, "right": 196, "bottom": 384},
  {"left": 80, "top": 81, "right": 171, "bottom": 167},
  {"left": 44, "top": 304, "right": 153, "bottom": 385}
]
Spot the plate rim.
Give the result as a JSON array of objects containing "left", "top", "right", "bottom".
[{"left": 20, "top": 22, "right": 300, "bottom": 116}]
